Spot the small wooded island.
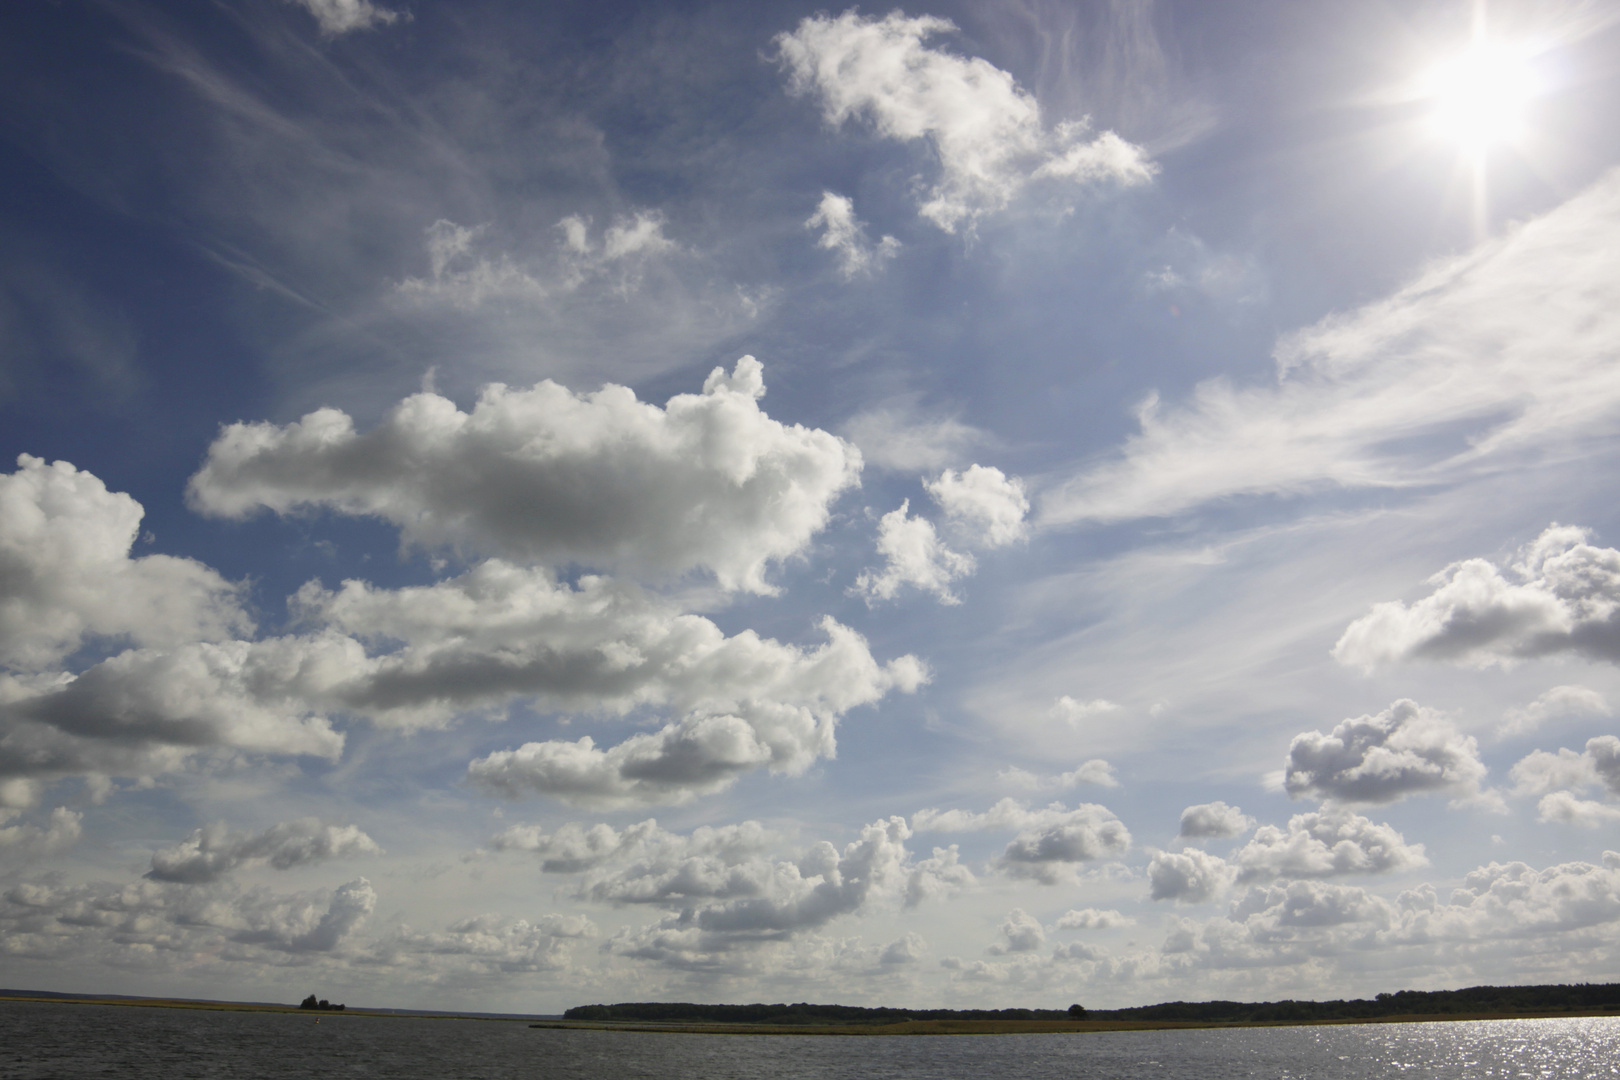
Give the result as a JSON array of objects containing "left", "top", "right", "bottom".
[
  {"left": 298, "top": 995, "right": 346, "bottom": 1012},
  {"left": 548, "top": 983, "right": 1620, "bottom": 1035}
]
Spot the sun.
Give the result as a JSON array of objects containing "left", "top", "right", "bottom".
[{"left": 1422, "top": 39, "right": 1536, "bottom": 151}]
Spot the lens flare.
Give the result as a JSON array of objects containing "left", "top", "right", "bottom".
[{"left": 1424, "top": 41, "right": 1535, "bottom": 150}]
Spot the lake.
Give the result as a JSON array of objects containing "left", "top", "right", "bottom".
[{"left": 3, "top": 1001, "right": 1618, "bottom": 1078}]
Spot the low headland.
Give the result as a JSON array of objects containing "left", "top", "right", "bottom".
[{"left": 544, "top": 983, "right": 1620, "bottom": 1035}]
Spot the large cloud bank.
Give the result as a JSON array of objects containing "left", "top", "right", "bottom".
[{"left": 3, "top": 361, "right": 923, "bottom": 808}]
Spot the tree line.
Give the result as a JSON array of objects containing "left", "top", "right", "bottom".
[{"left": 563, "top": 983, "right": 1620, "bottom": 1025}]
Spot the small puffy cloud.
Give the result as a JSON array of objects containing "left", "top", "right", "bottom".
[
  {"left": 1510, "top": 737, "right": 1620, "bottom": 798},
  {"left": 806, "top": 192, "right": 898, "bottom": 279},
  {"left": 1000, "top": 760, "right": 1118, "bottom": 791},
  {"left": 1511, "top": 736, "right": 1620, "bottom": 827},
  {"left": 775, "top": 12, "right": 1152, "bottom": 231},
  {"left": 852, "top": 501, "right": 975, "bottom": 606},
  {"left": 557, "top": 212, "right": 678, "bottom": 290},
  {"left": 1500, "top": 685, "right": 1611, "bottom": 737},
  {"left": 988, "top": 908, "right": 1044, "bottom": 954},
  {"left": 1231, "top": 809, "right": 1428, "bottom": 881},
  {"left": 284, "top": 0, "right": 399, "bottom": 36},
  {"left": 1055, "top": 907, "right": 1133, "bottom": 930},
  {"left": 840, "top": 407, "right": 985, "bottom": 473},
  {"left": 0, "top": 455, "right": 249, "bottom": 672},
  {"left": 904, "top": 844, "right": 976, "bottom": 907},
  {"left": 396, "top": 220, "right": 548, "bottom": 309},
  {"left": 1050, "top": 696, "right": 1122, "bottom": 726},
  {"left": 1178, "top": 801, "right": 1255, "bottom": 841},
  {"left": 146, "top": 818, "right": 381, "bottom": 884},
  {"left": 1147, "top": 848, "right": 1236, "bottom": 904},
  {"left": 854, "top": 464, "right": 1030, "bottom": 606},
  {"left": 925, "top": 465, "right": 1029, "bottom": 548},
  {"left": 1535, "top": 791, "right": 1620, "bottom": 827},
  {"left": 913, "top": 798, "right": 1130, "bottom": 884},
  {"left": 395, "top": 213, "right": 679, "bottom": 309},
  {"left": 0, "top": 807, "right": 82, "bottom": 861},
  {"left": 1282, "top": 699, "right": 1489, "bottom": 805},
  {"left": 1335, "top": 526, "right": 1620, "bottom": 671},
  {"left": 880, "top": 931, "right": 927, "bottom": 965},
  {"left": 188, "top": 357, "right": 858, "bottom": 595}
]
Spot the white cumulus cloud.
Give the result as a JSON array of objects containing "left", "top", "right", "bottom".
[
  {"left": 775, "top": 11, "right": 1153, "bottom": 232},
  {"left": 1147, "top": 847, "right": 1236, "bottom": 904},
  {"left": 146, "top": 818, "right": 381, "bottom": 884},
  {"left": 284, "top": 0, "right": 399, "bottom": 36},
  {"left": 852, "top": 501, "right": 975, "bottom": 605},
  {"left": 913, "top": 797, "right": 1130, "bottom": 884},
  {"left": 0, "top": 455, "right": 249, "bottom": 672},
  {"left": 1335, "top": 525, "right": 1620, "bottom": 671},
  {"left": 1055, "top": 906, "right": 1133, "bottom": 930},
  {"left": 1231, "top": 808, "right": 1428, "bottom": 881},
  {"left": 188, "top": 357, "right": 859, "bottom": 594},
  {"left": 806, "top": 192, "right": 899, "bottom": 278},
  {"left": 1500, "top": 685, "right": 1610, "bottom": 737},
  {"left": 1282, "top": 699, "right": 1489, "bottom": 805},
  {"left": 1178, "top": 801, "right": 1255, "bottom": 841},
  {"left": 925, "top": 465, "right": 1029, "bottom": 548}
]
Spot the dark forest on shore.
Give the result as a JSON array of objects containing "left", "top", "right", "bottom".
[{"left": 564, "top": 983, "right": 1620, "bottom": 1026}]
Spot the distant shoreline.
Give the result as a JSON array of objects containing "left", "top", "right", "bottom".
[
  {"left": 3, "top": 991, "right": 1618, "bottom": 1035},
  {"left": 526, "top": 1011, "right": 1620, "bottom": 1037},
  {"left": 0, "top": 991, "right": 553, "bottom": 1024}
]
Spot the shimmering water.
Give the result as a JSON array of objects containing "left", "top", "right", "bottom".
[{"left": 3, "top": 1002, "right": 1619, "bottom": 1078}]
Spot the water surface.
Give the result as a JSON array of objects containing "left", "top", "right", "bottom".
[{"left": 4, "top": 1001, "right": 1618, "bottom": 1078}]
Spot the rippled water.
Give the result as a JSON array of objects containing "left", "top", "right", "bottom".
[{"left": 4, "top": 1002, "right": 1619, "bottom": 1078}]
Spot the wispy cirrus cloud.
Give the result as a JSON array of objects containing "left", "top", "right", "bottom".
[{"left": 1042, "top": 170, "right": 1620, "bottom": 527}]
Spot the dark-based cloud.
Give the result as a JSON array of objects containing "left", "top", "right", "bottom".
[
  {"left": 146, "top": 818, "right": 381, "bottom": 883},
  {"left": 189, "top": 358, "right": 858, "bottom": 594},
  {"left": 1283, "top": 700, "right": 1489, "bottom": 805},
  {"left": 913, "top": 798, "right": 1131, "bottom": 884},
  {"left": 1147, "top": 848, "right": 1236, "bottom": 904},
  {"left": 1231, "top": 809, "right": 1428, "bottom": 881},
  {"left": 1178, "top": 801, "right": 1255, "bottom": 841},
  {"left": 1336, "top": 525, "right": 1620, "bottom": 670}
]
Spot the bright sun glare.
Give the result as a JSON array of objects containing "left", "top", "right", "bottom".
[{"left": 1424, "top": 40, "right": 1536, "bottom": 151}]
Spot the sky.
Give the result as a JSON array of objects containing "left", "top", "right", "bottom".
[{"left": 3, "top": 0, "right": 1620, "bottom": 1014}]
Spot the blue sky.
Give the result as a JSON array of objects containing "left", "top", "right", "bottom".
[{"left": 4, "top": 0, "right": 1620, "bottom": 1012}]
